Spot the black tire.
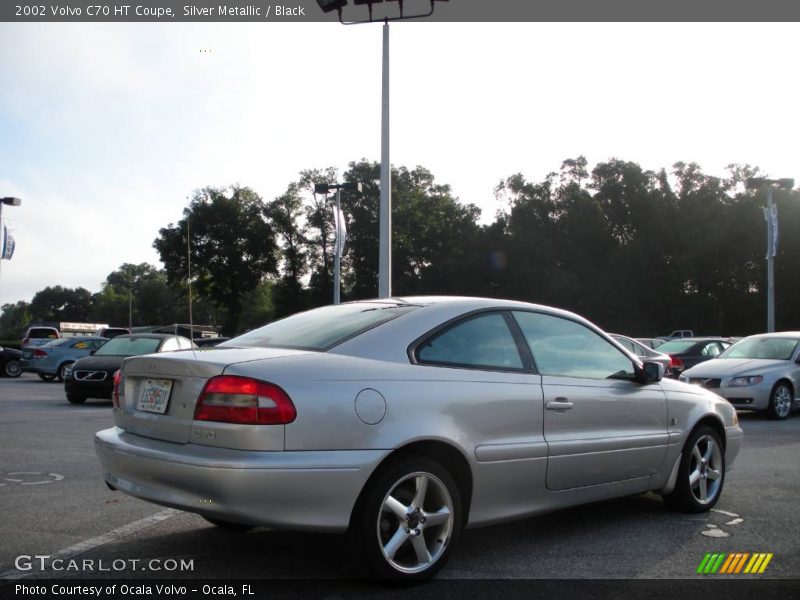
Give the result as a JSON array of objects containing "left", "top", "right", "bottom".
[
  {"left": 349, "top": 456, "right": 462, "bottom": 581},
  {"left": 767, "top": 381, "right": 793, "bottom": 420},
  {"left": 3, "top": 359, "right": 22, "bottom": 378},
  {"left": 38, "top": 373, "right": 56, "bottom": 381},
  {"left": 201, "top": 516, "right": 255, "bottom": 532},
  {"left": 66, "top": 394, "right": 87, "bottom": 405},
  {"left": 56, "top": 362, "right": 74, "bottom": 383},
  {"left": 663, "top": 426, "right": 725, "bottom": 512}
]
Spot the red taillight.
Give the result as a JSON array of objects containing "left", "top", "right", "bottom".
[
  {"left": 194, "top": 376, "right": 296, "bottom": 425},
  {"left": 112, "top": 369, "right": 123, "bottom": 409},
  {"left": 670, "top": 356, "right": 684, "bottom": 369},
  {"left": 33, "top": 349, "right": 47, "bottom": 358}
]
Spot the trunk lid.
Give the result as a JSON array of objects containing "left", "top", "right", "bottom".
[{"left": 115, "top": 347, "right": 310, "bottom": 444}]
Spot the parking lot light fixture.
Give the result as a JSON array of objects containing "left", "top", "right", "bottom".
[
  {"left": 314, "top": 182, "right": 362, "bottom": 305},
  {"left": 745, "top": 178, "right": 795, "bottom": 332},
  {"left": 319, "top": 0, "right": 447, "bottom": 298}
]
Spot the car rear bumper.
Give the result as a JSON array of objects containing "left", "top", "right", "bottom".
[{"left": 94, "top": 427, "right": 386, "bottom": 532}]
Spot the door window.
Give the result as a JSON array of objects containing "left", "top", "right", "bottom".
[{"left": 513, "top": 312, "right": 636, "bottom": 380}]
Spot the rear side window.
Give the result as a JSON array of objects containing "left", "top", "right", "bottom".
[{"left": 416, "top": 312, "right": 524, "bottom": 371}]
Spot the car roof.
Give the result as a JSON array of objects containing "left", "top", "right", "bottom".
[
  {"left": 113, "top": 333, "right": 182, "bottom": 340},
  {"left": 741, "top": 331, "right": 800, "bottom": 339}
]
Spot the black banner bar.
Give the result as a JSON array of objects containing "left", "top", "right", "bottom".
[{"left": 2, "top": 0, "right": 800, "bottom": 23}]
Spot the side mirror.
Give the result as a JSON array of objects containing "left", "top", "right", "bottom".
[
  {"left": 90, "top": 350, "right": 96, "bottom": 356},
  {"left": 640, "top": 361, "right": 664, "bottom": 383}
]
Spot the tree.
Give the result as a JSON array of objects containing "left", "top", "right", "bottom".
[
  {"left": 153, "top": 186, "right": 279, "bottom": 336},
  {"left": 0, "top": 301, "right": 31, "bottom": 340},
  {"left": 30, "top": 286, "right": 93, "bottom": 322},
  {"left": 264, "top": 184, "right": 310, "bottom": 318}
]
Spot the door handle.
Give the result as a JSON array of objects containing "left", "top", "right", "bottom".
[{"left": 546, "top": 398, "right": 574, "bottom": 411}]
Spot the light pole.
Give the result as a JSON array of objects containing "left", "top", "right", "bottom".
[
  {"left": 745, "top": 177, "right": 795, "bottom": 332},
  {"left": 0, "top": 196, "right": 22, "bottom": 302},
  {"left": 315, "top": 181, "right": 362, "bottom": 304},
  {"left": 316, "top": 0, "right": 447, "bottom": 298}
]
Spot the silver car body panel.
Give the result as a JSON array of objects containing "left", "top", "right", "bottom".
[
  {"left": 95, "top": 297, "right": 744, "bottom": 533},
  {"left": 682, "top": 356, "right": 800, "bottom": 411}
]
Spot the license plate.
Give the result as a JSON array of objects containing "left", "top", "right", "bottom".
[{"left": 136, "top": 379, "right": 173, "bottom": 414}]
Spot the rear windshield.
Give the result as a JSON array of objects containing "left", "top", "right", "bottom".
[
  {"left": 223, "top": 302, "right": 421, "bottom": 351},
  {"left": 95, "top": 337, "right": 161, "bottom": 357},
  {"left": 655, "top": 340, "right": 697, "bottom": 354},
  {"left": 28, "top": 328, "right": 58, "bottom": 339},
  {"left": 721, "top": 337, "right": 799, "bottom": 361}
]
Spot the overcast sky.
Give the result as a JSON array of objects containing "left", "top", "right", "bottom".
[{"left": 1, "top": 22, "right": 798, "bottom": 309}]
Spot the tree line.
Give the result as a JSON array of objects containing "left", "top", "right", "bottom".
[{"left": 2, "top": 157, "right": 798, "bottom": 341}]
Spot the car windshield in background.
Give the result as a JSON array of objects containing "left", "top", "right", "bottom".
[
  {"left": 656, "top": 340, "right": 697, "bottom": 354},
  {"left": 94, "top": 337, "right": 161, "bottom": 357},
  {"left": 720, "top": 338, "right": 799, "bottom": 361},
  {"left": 224, "top": 302, "right": 422, "bottom": 351}
]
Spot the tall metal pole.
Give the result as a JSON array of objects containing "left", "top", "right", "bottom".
[
  {"left": 334, "top": 188, "right": 342, "bottom": 305},
  {"left": 766, "top": 186, "right": 775, "bottom": 333},
  {"left": 378, "top": 20, "right": 392, "bottom": 298}
]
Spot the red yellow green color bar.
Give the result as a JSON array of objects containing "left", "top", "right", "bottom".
[{"left": 697, "top": 553, "right": 773, "bottom": 574}]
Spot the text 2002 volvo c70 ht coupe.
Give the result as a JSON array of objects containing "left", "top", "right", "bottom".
[{"left": 95, "top": 297, "right": 742, "bottom": 580}]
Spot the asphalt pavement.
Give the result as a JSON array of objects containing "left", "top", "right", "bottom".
[{"left": 1, "top": 373, "right": 799, "bottom": 584}]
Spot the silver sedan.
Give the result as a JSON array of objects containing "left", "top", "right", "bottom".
[
  {"left": 680, "top": 332, "right": 800, "bottom": 419},
  {"left": 95, "top": 297, "right": 742, "bottom": 580}
]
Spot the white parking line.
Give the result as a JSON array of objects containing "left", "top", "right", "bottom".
[{"left": 1, "top": 509, "right": 179, "bottom": 580}]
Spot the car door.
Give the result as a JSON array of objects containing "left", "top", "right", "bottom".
[
  {"left": 511, "top": 311, "right": 669, "bottom": 491},
  {"left": 414, "top": 310, "right": 546, "bottom": 458}
]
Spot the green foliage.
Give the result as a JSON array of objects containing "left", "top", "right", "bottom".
[
  {"left": 30, "top": 286, "right": 93, "bottom": 322},
  {"left": 153, "top": 186, "right": 279, "bottom": 336},
  {"left": 0, "top": 300, "right": 31, "bottom": 339},
  {"left": 5, "top": 158, "right": 799, "bottom": 338}
]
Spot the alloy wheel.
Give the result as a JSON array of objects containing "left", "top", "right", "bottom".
[
  {"left": 377, "top": 471, "right": 454, "bottom": 575},
  {"left": 688, "top": 434, "right": 723, "bottom": 505}
]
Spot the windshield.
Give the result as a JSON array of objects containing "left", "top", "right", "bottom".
[
  {"left": 223, "top": 302, "right": 421, "bottom": 351},
  {"left": 655, "top": 340, "right": 697, "bottom": 354},
  {"left": 95, "top": 337, "right": 161, "bottom": 357},
  {"left": 721, "top": 337, "right": 799, "bottom": 361}
]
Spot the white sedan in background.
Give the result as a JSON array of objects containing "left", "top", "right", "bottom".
[{"left": 680, "top": 332, "right": 800, "bottom": 419}]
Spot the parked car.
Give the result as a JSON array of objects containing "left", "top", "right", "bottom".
[
  {"left": 21, "top": 326, "right": 60, "bottom": 347},
  {"left": 193, "top": 337, "right": 231, "bottom": 348},
  {"left": 636, "top": 337, "right": 666, "bottom": 349},
  {"left": 95, "top": 327, "right": 130, "bottom": 339},
  {"left": 95, "top": 297, "right": 742, "bottom": 580},
  {"left": 680, "top": 332, "right": 800, "bottom": 420},
  {"left": 659, "top": 330, "right": 695, "bottom": 341},
  {"left": 65, "top": 334, "right": 195, "bottom": 404},
  {"left": 655, "top": 337, "right": 734, "bottom": 378},
  {"left": 0, "top": 346, "right": 22, "bottom": 377},
  {"left": 610, "top": 334, "right": 672, "bottom": 376},
  {"left": 20, "top": 336, "right": 109, "bottom": 381}
]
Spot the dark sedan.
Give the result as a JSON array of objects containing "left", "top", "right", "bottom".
[
  {"left": 1, "top": 346, "right": 22, "bottom": 377},
  {"left": 656, "top": 337, "right": 733, "bottom": 378},
  {"left": 64, "top": 333, "right": 195, "bottom": 404}
]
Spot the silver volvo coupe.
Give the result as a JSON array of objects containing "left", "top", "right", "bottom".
[{"left": 95, "top": 297, "right": 743, "bottom": 579}]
